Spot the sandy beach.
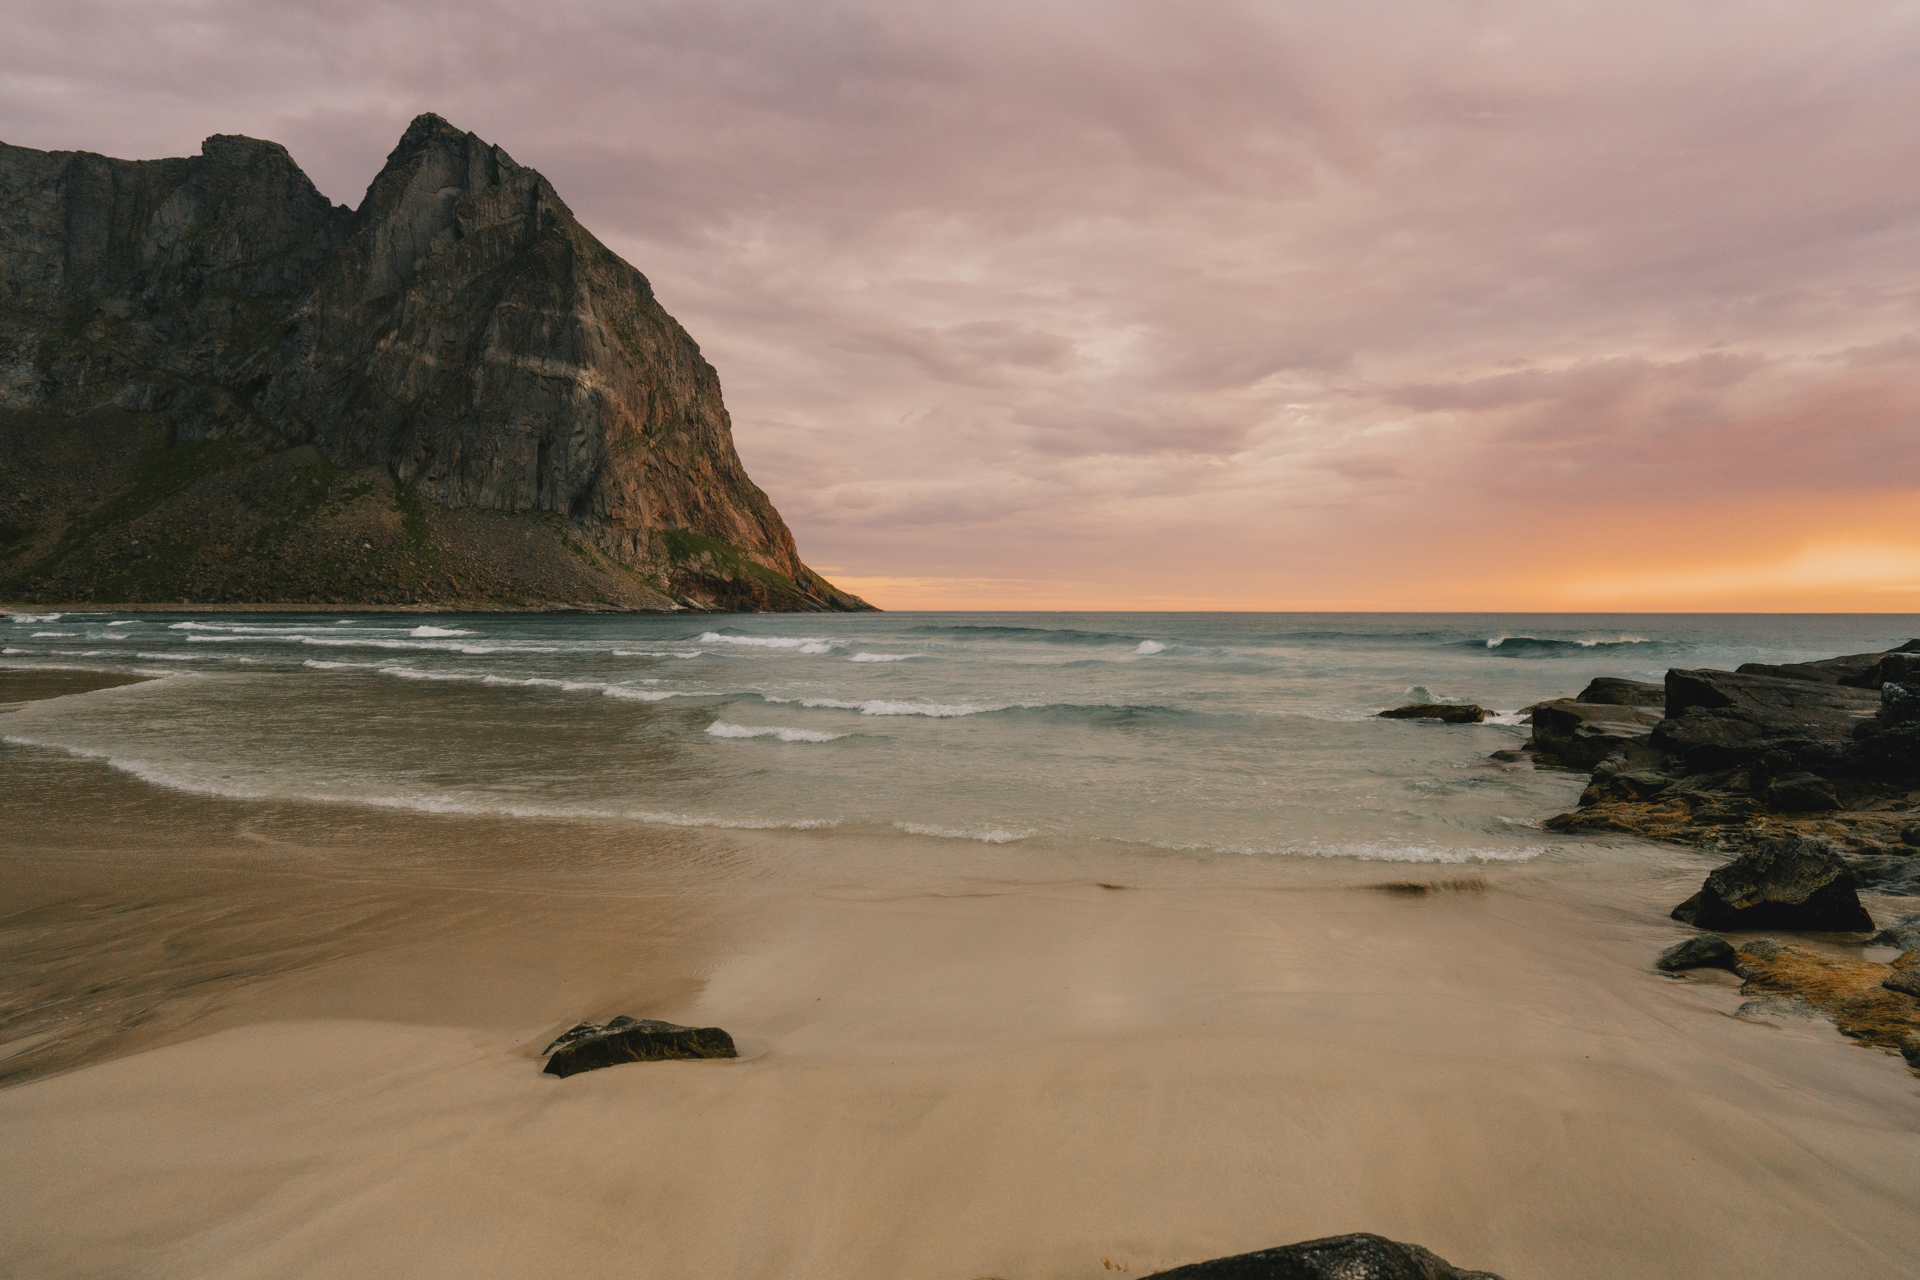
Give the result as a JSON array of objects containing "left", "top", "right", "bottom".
[{"left": 4, "top": 660, "right": 1917, "bottom": 1279}]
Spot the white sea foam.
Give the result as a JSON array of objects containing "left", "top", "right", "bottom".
[
  {"left": 1133, "top": 641, "right": 1167, "bottom": 655},
  {"left": 849, "top": 652, "right": 915, "bottom": 662},
  {"left": 410, "top": 625, "right": 473, "bottom": 637},
  {"left": 134, "top": 652, "right": 205, "bottom": 661},
  {"left": 857, "top": 700, "right": 1013, "bottom": 717},
  {"left": 32, "top": 632, "right": 77, "bottom": 638},
  {"left": 107, "top": 620, "right": 137, "bottom": 626},
  {"left": 893, "top": 821, "right": 1027, "bottom": 844},
  {"left": 9, "top": 613, "right": 61, "bottom": 622},
  {"left": 601, "top": 686, "right": 683, "bottom": 702},
  {"left": 706, "top": 721, "right": 845, "bottom": 743},
  {"left": 698, "top": 632, "right": 832, "bottom": 654}
]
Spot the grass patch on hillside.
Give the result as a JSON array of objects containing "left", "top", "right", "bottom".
[{"left": 659, "top": 527, "right": 797, "bottom": 591}]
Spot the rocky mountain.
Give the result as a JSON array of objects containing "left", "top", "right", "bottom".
[{"left": 0, "top": 114, "right": 871, "bottom": 611}]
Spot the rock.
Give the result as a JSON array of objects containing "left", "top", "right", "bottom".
[
  {"left": 1871, "top": 914, "right": 1920, "bottom": 950},
  {"left": 0, "top": 116, "right": 873, "bottom": 612},
  {"left": 1671, "top": 835, "right": 1874, "bottom": 932},
  {"left": 1884, "top": 968, "right": 1920, "bottom": 999},
  {"left": 1379, "top": 704, "right": 1487, "bottom": 724},
  {"left": 1573, "top": 677, "right": 1665, "bottom": 706},
  {"left": 1764, "top": 772, "right": 1839, "bottom": 813},
  {"left": 1732, "top": 940, "right": 1920, "bottom": 1055},
  {"left": 1152, "top": 1232, "right": 1503, "bottom": 1280},
  {"left": 1903, "top": 825, "right": 1920, "bottom": 848},
  {"left": 1905, "top": 1038, "right": 1920, "bottom": 1068},
  {"left": 542, "top": 1016, "right": 737, "bottom": 1078},
  {"left": 1656, "top": 935, "right": 1738, "bottom": 972},
  {"left": 1655, "top": 669, "right": 1880, "bottom": 773},
  {"left": 1527, "top": 700, "right": 1661, "bottom": 769}
]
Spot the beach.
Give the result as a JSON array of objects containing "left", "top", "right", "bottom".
[{"left": 4, "top": 616, "right": 1919, "bottom": 1278}]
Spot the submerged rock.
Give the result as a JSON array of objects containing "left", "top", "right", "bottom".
[
  {"left": 1154, "top": 1232, "right": 1503, "bottom": 1280},
  {"left": 1378, "top": 704, "right": 1487, "bottom": 724},
  {"left": 1670, "top": 836, "right": 1874, "bottom": 933},
  {"left": 1656, "top": 935, "right": 1738, "bottom": 972},
  {"left": 542, "top": 1016, "right": 737, "bottom": 1078},
  {"left": 1869, "top": 914, "right": 1920, "bottom": 951}
]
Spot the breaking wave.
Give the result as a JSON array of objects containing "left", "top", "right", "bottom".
[{"left": 706, "top": 721, "right": 845, "bottom": 743}]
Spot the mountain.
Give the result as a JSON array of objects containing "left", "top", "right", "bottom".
[{"left": 0, "top": 114, "right": 872, "bottom": 611}]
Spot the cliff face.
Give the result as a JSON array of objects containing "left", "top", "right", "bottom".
[{"left": 0, "top": 115, "right": 869, "bottom": 611}]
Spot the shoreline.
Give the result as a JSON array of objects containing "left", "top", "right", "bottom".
[{"left": 3, "top": 736, "right": 1919, "bottom": 1278}]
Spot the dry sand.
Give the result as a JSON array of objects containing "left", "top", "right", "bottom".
[{"left": 2, "top": 676, "right": 1917, "bottom": 1279}]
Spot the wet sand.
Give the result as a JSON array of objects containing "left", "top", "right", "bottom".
[{"left": 2, "top": 733, "right": 1918, "bottom": 1278}]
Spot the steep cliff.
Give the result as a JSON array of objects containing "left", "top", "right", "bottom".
[{"left": 0, "top": 115, "right": 870, "bottom": 611}]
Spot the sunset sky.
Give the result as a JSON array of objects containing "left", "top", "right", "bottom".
[{"left": 5, "top": 1, "right": 1918, "bottom": 610}]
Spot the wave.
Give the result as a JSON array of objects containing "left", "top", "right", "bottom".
[
  {"left": 849, "top": 652, "right": 915, "bottom": 662},
  {"left": 133, "top": 652, "right": 207, "bottom": 661},
  {"left": 1474, "top": 635, "right": 1662, "bottom": 656},
  {"left": 410, "top": 625, "right": 473, "bottom": 638},
  {"left": 1133, "top": 641, "right": 1166, "bottom": 655},
  {"left": 900, "top": 623, "right": 1147, "bottom": 647},
  {"left": 893, "top": 821, "right": 1027, "bottom": 844},
  {"left": 106, "top": 620, "right": 137, "bottom": 627},
  {"left": 706, "top": 721, "right": 845, "bottom": 743},
  {"left": 31, "top": 632, "right": 77, "bottom": 638},
  {"left": 697, "top": 632, "right": 832, "bottom": 654},
  {"left": 1135, "top": 836, "right": 1543, "bottom": 863},
  {"left": 612, "top": 649, "right": 706, "bottom": 659},
  {"left": 2, "top": 733, "right": 841, "bottom": 830},
  {"left": 8, "top": 613, "right": 62, "bottom": 623}
]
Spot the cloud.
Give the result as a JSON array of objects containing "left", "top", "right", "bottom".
[{"left": 4, "top": 0, "right": 1919, "bottom": 607}]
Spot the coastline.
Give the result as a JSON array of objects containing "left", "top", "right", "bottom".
[{"left": 4, "top": 736, "right": 1918, "bottom": 1278}]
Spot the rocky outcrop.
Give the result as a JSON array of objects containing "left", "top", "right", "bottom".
[
  {"left": 1573, "top": 677, "right": 1664, "bottom": 706},
  {"left": 1154, "top": 1233, "right": 1503, "bottom": 1280},
  {"left": 1379, "top": 703, "right": 1487, "bottom": 724},
  {"left": 542, "top": 1016, "right": 737, "bottom": 1077},
  {"left": 1670, "top": 836, "right": 1874, "bottom": 932},
  {"left": 1538, "top": 644, "right": 1920, "bottom": 889},
  {"left": 1727, "top": 940, "right": 1920, "bottom": 1065},
  {"left": 0, "top": 115, "right": 871, "bottom": 611}
]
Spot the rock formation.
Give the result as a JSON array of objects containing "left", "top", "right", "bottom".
[
  {"left": 1377, "top": 703, "right": 1488, "bottom": 724},
  {"left": 1531, "top": 642, "right": 1920, "bottom": 893},
  {"left": 1153, "top": 1232, "right": 1503, "bottom": 1280},
  {"left": 541, "top": 1016, "right": 737, "bottom": 1077},
  {"left": 0, "top": 115, "right": 872, "bottom": 611},
  {"left": 1669, "top": 835, "right": 1875, "bottom": 932}
]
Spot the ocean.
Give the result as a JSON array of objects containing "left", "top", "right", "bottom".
[{"left": 6, "top": 610, "right": 1916, "bottom": 871}]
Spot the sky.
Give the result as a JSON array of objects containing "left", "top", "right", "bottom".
[{"left": 4, "top": 0, "right": 1919, "bottom": 611}]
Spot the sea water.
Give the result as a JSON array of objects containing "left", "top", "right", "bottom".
[{"left": 4, "top": 612, "right": 1916, "bottom": 869}]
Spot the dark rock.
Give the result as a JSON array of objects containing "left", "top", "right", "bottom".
[
  {"left": 1379, "top": 704, "right": 1487, "bottom": 724},
  {"left": 1573, "top": 677, "right": 1665, "bottom": 706},
  {"left": 1904, "top": 1039, "right": 1920, "bottom": 1069},
  {"left": 0, "top": 117, "right": 873, "bottom": 612},
  {"left": 1844, "top": 853, "right": 1920, "bottom": 895},
  {"left": 1884, "top": 969, "right": 1920, "bottom": 999},
  {"left": 1153, "top": 1232, "right": 1503, "bottom": 1280},
  {"left": 1656, "top": 935, "right": 1738, "bottom": 972},
  {"left": 1764, "top": 772, "right": 1839, "bottom": 813},
  {"left": 1903, "top": 825, "right": 1920, "bottom": 848},
  {"left": 1528, "top": 701, "right": 1661, "bottom": 769},
  {"left": 542, "top": 1016, "right": 737, "bottom": 1078},
  {"left": 1487, "top": 748, "right": 1528, "bottom": 763},
  {"left": 1869, "top": 914, "right": 1920, "bottom": 950},
  {"left": 1655, "top": 669, "right": 1879, "bottom": 774},
  {"left": 1737, "top": 651, "right": 1891, "bottom": 687},
  {"left": 1671, "top": 835, "right": 1874, "bottom": 932}
]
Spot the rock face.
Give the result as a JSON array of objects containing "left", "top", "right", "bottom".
[
  {"left": 1671, "top": 836, "right": 1874, "bottom": 932},
  {"left": 1154, "top": 1233, "right": 1503, "bottom": 1280},
  {"left": 542, "top": 1016, "right": 737, "bottom": 1077},
  {"left": 1573, "top": 677, "right": 1664, "bottom": 706},
  {"left": 0, "top": 115, "right": 871, "bottom": 611},
  {"left": 1379, "top": 704, "right": 1487, "bottom": 724}
]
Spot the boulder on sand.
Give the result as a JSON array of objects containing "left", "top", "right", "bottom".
[
  {"left": 542, "top": 1016, "right": 737, "bottom": 1078},
  {"left": 1153, "top": 1232, "right": 1503, "bottom": 1280},
  {"left": 1378, "top": 704, "right": 1487, "bottom": 724},
  {"left": 1656, "top": 935, "right": 1738, "bottom": 972},
  {"left": 1671, "top": 835, "right": 1874, "bottom": 932}
]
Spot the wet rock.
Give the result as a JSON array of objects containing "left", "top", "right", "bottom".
[
  {"left": 1869, "top": 914, "right": 1920, "bottom": 950},
  {"left": 1671, "top": 835, "right": 1874, "bottom": 933},
  {"left": 1528, "top": 701, "right": 1661, "bottom": 769},
  {"left": 1884, "top": 968, "right": 1920, "bottom": 999},
  {"left": 1657, "top": 935, "right": 1738, "bottom": 972},
  {"left": 1573, "top": 677, "right": 1665, "bottom": 706},
  {"left": 1153, "top": 1232, "right": 1503, "bottom": 1280},
  {"left": 1656, "top": 670, "right": 1880, "bottom": 774},
  {"left": 1764, "top": 772, "right": 1839, "bottom": 813},
  {"left": 542, "top": 1016, "right": 737, "bottom": 1078},
  {"left": 1733, "top": 939, "right": 1920, "bottom": 1057},
  {"left": 1903, "top": 825, "right": 1920, "bottom": 847},
  {"left": 1379, "top": 704, "right": 1487, "bottom": 724}
]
